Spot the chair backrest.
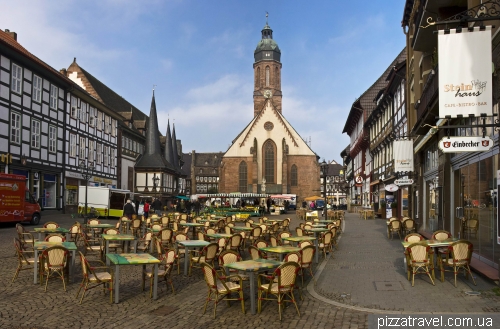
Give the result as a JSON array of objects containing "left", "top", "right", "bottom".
[
  {"left": 197, "top": 232, "right": 208, "bottom": 241},
  {"left": 300, "top": 245, "right": 315, "bottom": 266},
  {"left": 70, "top": 223, "right": 81, "bottom": 234},
  {"left": 174, "top": 233, "right": 189, "bottom": 242},
  {"left": 255, "top": 239, "right": 268, "bottom": 249},
  {"left": 229, "top": 234, "right": 242, "bottom": 248},
  {"left": 467, "top": 219, "right": 478, "bottom": 230},
  {"left": 88, "top": 219, "right": 100, "bottom": 225},
  {"left": 322, "top": 231, "right": 333, "bottom": 245},
  {"left": 270, "top": 262, "right": 300, "bottom": 289},
  {"left": 217, "top": 237, "right": 227, "bottom": 250},
  {"left": 449, "top": 240, "right": 473, "bottom": 263},
  {"left": 432, "top": 230, "right": 452, "bottom": 241},
  {"left": 159, "top": 228, "right": 173, "bottom": 242},
  {"left": 329, "top": 227, "right": 337, "bottom": 237},
  {"left": 43, "top": 221, "right": 59, "bottom": 229},
  {"left": 218, "top": 249, "right": 241, "bottom": 266},
  {"left": 206, "top": 228, "right": 217, "bottom": 235},
  {"left": 279, "top": 231, "right": 291, "bottom": 240},
  {"left": 152, "top": 224, "right": 162, "bottom": 231},
  {"left": 104, "top": 228, "right": 119, "bottom": 235},
  {"left": 247, "top": 219, "right": 254, "bottom": 224},
  {"left": 299, "top": 240, "right": 313, "bottom": 248},
  {"left": 252, "top": 226, "right": 262, "bottom": 238},
  {"left": 45, "top": 234, "right": 65, "bottom": 242},
  {"left": 284, "top": 251, "right": 301, "bottom": 263},
  {"left": 390, "top": 220, "right": 401, "bottom": 229},
  {"left": 389, "top": 217, "right": 397, "bottom": 222},
  {"left": 403, "top": 219, "right": 415, "bottom": 229},
  {"left": 161, "top": 217, "right": 170, "bottom": 225},
  {"left": 163, "top": 249, "right": 176, "bottom": 266},
  {"left": 201, "top": 262, "right": 218, "bottom": 290},
  {"left": 407, "top": 243, "right": 431, "bottom": 263},
  {"left": 132, "top": 219, "right": 142, "bottom": 229},
  {"left": 15, "top": 223, "right": 26, "bottom": 237},
  {"left": 224, "top": 226, "right": 232, "bottom": 235},
  {"left": 404, "top": 233, "right": 424, "bottom": 242},
  {"left": 42, "top": 245, "right": 68, "bottom": 267},
  {"left": 295, "top": 227, "right": 304, "bottom": 237},
  {"left": 270, "top": 235, "right": 280, "bottom": 247},
  {"left": 259, "top": 224, "right": 267, "bottom": 233},
  {"left": 14, "top": 238, "right": 30, "bottom": 263},
  {"left": 248, "top": 245, "right": 263, "bottom": 260},
  {"left": 204, "top": 243, "right": 220, "bottom": 262}
]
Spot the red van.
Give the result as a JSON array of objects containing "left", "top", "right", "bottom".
[{"left": 0, "top": 173, "right": 41, "bottom": 224}]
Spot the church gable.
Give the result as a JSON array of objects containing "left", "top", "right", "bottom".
[{"left": 224, "top": 99, "right": 314, "bottom": 157}]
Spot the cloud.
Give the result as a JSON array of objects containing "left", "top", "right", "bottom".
[
  {"left": 160, "top": 58, "right": 174, "bottom": 71},
  {"left": 328, "top": 14, "right": 386, "bottom": 45}
]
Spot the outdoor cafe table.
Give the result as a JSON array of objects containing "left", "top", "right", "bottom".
[
  {"left": 85, "top": 223, "right": 114, "bottom": 237},
  {"left": 106, "top": 253, "right": 160, "bottom": 303},
  {"left": 282, "top": 236, "right": 316, "bottom": 246},
  {"left": 102, "top": 234, "right": 137, "bottom": 265},
  {"left": 32, "top": 227, "right": 70, "bottom": 241},
  {"left": 176, "top": 240, "right": 210, "bottom": 276},
  {"left": 259, "top": 246, "right": 301, "bottom": 261},
  {"left": 231, "top": 226, "right": 253, "bottom": 232},
  {"left": 33, "top": 241, "right": 77, "bottom": 284},
  {"left": 315, "top": 220, "right": 335, "bottom": 224},
  {"left": 120, "top": 218, "right": 132, "bottom": 233},
  {"left": 305, "top": 228, "right": 329, "bottom": 263},
  {"left": 179, "top": 222, "right": 205, "bottom": 240},
  {"left": 206, "top": 233, "right": 232, "bottom": 239},
  {"left": 311, "top": 224, "right": 326, "bottom": 228},
  {"left": 223, "top": 258, "right": 282, "bottom": 315}
]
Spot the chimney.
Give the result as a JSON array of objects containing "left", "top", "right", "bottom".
[
  {"left": 4, "top": 29, "right": 17, "bottom": 41},
  {"left": 59, "top": 68, "right": 67, "bottom": 76}
]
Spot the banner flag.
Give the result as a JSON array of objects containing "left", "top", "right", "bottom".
[
  {"left": 394, "top": 140, "right": 414, "bottom": 172},
  {"left": 438, "top": 26, "right": 492, "bottom": 118}
]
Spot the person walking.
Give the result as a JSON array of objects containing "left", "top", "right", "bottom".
[
  {"left": 153, "top": 198, "right": 162, "bottom": 216},
  {"left": 123, "top": 199, "right": 136, "bottom": 219},
  {"left": 143, "top": 200, "right": 150, "bottom": 220}
]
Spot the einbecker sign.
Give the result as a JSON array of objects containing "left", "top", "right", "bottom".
[
  {"left": 395, "top": 179, "right": 414, "bottom": 186},
  {"left": 438, "top": 136, "right": 493, "bottom": 153}
]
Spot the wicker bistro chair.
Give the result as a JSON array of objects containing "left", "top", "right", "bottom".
[
  {"left": 247, "top": 226, "right": 262, "bottom": 246},
  {"left": 284, "top": 252, "right": 302, "bottom": 299},
  {"left": 158, "top": 228, "right": 174, "bottom": 249},
  {"left": 402, "top": 219, "right": 417, "bottom": 235},
  {"left": 299, "top": 240, "right": 313, "bottom": 249},
  {"left": 174, "top": 233, "right": 189, "bottom": 274},
  {"left": 76, "top": 251, "right": 114, "bottom": 304},
  {"left": 270, "top": 235, "right": 281, "bottom": 247},
  {"left": 406, "top": 242, "right": 435, "bottom": 287},
  {"left": 295, "top": 227, "right": 305, "bottom": 237},
  {"left": 43, "top": 221, "right": 59, "bottom": 229},
  {"left": 143, "top": 249, "right": 176, "bottom": 297},
  {"left": 465, "top": 219, "right": 479, "bottom": 238},
  {"left": 248, "top": 245, "right": 266, "bottom": 260},
  {"left": 131, "top": 232, "right": 153, "bottom": 253},
  {"left": 40, "top": 245, "right": 69, "bottom": 291},
  {"left": 298, "top": 245, "right": 315, "bottom": 287},
  {"left": 217, "top": 250, "right": 248, "bottom": 281},
  {"left": 440, "top": 240, "right": 477, "bottom": 287},
  {"left": 45, "top": 234, "right": 66, "bottom": 242},
  {"left": 80, "top": 231, "right": 103, "bottom": 259},
  {"left": 131, "top": 218, "right": 142, "bottom": 237},
  {"left": 189, "top": 242, "right": 219, "bottom": 276},
  {"left": 13, "top": 238, "right": 35, "bottom": 282},
  {"left": 318, "top": 231, "right": 333, "bottom": 259},
  {"left": 388, "top": 220, "right": 402, "bottom": 240},
  {"left": 279, "top": 231, "right": 291, "bottom": 245},
  {"left": 432, "top": 230, "right": 453, "bottom": 262},
  {"left": 69, "top": 222, "right": 81, "bottom": 244},
  {"left": 257, "top": 261, "right": 301, "bottom": 321},
  {"left": 16, "top": 223, "right": 36, "bottom": 251},
  {"left": 103, "top": 228, "right": 122, "bottom": 253},
  {"left": 201, "top": 262, "right": 245, "bottom": 319},
  {"left": 226, "top": 234, "right": 243, "bottom": 256}
]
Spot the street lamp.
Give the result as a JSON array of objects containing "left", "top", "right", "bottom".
[
  {"left": 79, "top": 160, "right": 95, "bottom": 224},
  {"left": 152, "top": 174, "right": 160, "bottom": 197},
  {"left": 320, "top": 159, "right": 328, "bottom": 221}
]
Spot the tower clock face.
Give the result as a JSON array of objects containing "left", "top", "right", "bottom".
[{"left": 264, "top": 90, "right": 272, "bottom": 98}]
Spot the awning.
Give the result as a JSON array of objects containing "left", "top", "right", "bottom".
[
  {"left": 304, "top": 196, "right": 324, "bottom": 201},
  {"left": 175, "top": 196, "right": 190, "bottom": 200},
  {"left": 270, "top": 195, "right": 292, "bottom": 199}
]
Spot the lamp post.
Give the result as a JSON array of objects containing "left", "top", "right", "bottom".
[
  {"left": 320, "top": 160, "right": 328, "bottom": 221},
  {"left": 79, "top": 160, "right": 95, "bottom": 224},
  {"left": 152, "top": 174, "right": 160, "bottom": 197}
]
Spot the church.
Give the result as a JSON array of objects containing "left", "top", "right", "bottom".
[{"left": 218, "top": 19, "right": 320, "bottom": 202}]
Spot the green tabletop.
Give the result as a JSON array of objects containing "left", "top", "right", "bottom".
[
  {"left": 305, "top": 228, "right": 329, "bottom": 233},
  {"left": 177, "top": 240, "right": 210, "bottom": 248},
  {"left": 282, "top": 236, "right": 316, "bottom": 242},
  {"left": 206, "top": 233, "right": 232, "bottom": 239},
  {"left": 264, "top": 218, "right": 286, "bottom": 222},
  {"left": 85, "top": 224, "right": 114, "bottom": 229},
  {"left": 34, "top": 241, "right": 77, "bottom": 250},
  {"left": 121, "top": 219, "right": 132, "bottom": 222},
  {"left": 179, "top": 223, "right": 204, "bottom": 227},
  {"left": 224, "top": 258, "right": 282, "bottom": 272},
  {"left": 147, "top": 227, "right": 162, "bottom": 233},
  {"left": 106, "top": 253, "right": 160, "bottom": 265},
  {"left": 102, "top": 234, "right": 136, "bottom": 241},
  {"left": 311, "top": 224, "right": 327, "bottom": 228},
  {"left": 401, "top": 238, "right": 460, "bottom": 249},
  {"left": 199, "top": 219, "right": 218, "bottom": 223},
  {"left": 259, "top": 246, "right": 301, "bottom": 254},
  {"left": 33, "top": 227, "right": 70, "bottom": 233},
  {"left": 232, "top": 226, "right": 253, "bottom": 231},
  {"left": 316, "top": 220, "right": 335, "bottom": 223}
]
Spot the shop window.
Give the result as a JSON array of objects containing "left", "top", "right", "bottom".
[{"left": 43, "top": 174, "right": 57, "bottom": 208}]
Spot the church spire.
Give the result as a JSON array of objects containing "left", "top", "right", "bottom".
[
  {"left": 145, "top": 91, "right": 161, "bottom": 156},
  {"left": 165, "top": 119, "right": 175, "bottom": 165},
  {"left": 171, "top": 124, "right": 180, "bottom": 170}
]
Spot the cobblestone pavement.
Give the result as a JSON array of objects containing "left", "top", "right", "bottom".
[
  {"left": 0, "top": 211, "right": 369, "bottom": 329},
  {"left": 315, "top": 212, "right": 500, "bottom": 313}
]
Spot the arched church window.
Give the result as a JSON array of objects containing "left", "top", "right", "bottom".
[
  {"left": 265, "top": 66, "right": 270, "bottom": 87},
  {"left": 239, "top": 161, "right": 247, "bottom": 193},
  {"left": 264, "top": 140, "right": 275, "bottom": 183},
  {"left": 291, "top": 164, "right": 298, "bottom": 186}
]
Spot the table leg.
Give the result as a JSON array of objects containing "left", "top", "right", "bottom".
[
  {"left": 153, "top": 264, "right": 158, "bottom": 300},
  {"left": 184, "top": 246, "right": 190, "bottom": 276},
  {"left": 105, "top": 241, "right": 110, "bottom": 266},
  {"left": 114, "top": 265, "right": 120, "bottom": 303},
  {"left": 38, "top": 233, "right": 42, "bottom": 241},
  {"left": 70, "top": 250, "right": 76, "bottom": 282},
  {"left": 34, "top": 249, "right": 39, "bottom": 284},
  {"left": 314, "top": 233, "right": 319, "bottom": 264},
  {"left": 133, "top": 240, "right": 138, "bottom": 253},
  {"left": 248, "top": 272, "right": 256, "bottom": 315}
]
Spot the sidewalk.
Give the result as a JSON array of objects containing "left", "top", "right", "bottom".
[{"left": 311, "top": 212, "right": 500, "bottom": 313}]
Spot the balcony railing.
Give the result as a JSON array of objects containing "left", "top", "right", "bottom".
[{"left": 416, "top": 66, "right": 439, "bottom": 123}]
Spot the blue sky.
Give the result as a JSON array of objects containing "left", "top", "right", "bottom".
[{"left": 1, "top": 0, "right": 406, "bottom": 163}]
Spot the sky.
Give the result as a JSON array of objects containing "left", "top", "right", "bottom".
[{"left": 0, "top": 0, "right": 406, "bottom": 163}]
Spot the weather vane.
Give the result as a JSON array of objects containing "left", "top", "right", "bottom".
[
  {"left": 266, "top": 12, "right": 268, "bottom": 24},
  {"left": 153, "top": 84, "right": 156, "bottom": 91}
]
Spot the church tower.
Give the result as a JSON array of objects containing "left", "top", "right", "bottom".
[{"left": 253, "top": 14, "right": 282, "bottom": 117}]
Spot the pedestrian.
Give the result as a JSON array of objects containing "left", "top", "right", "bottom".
[
  {"left": 143, "top": 200, "right": 150, "bottom": 219},
  {"left": 123, "top": 199, "right": 135, "bottom": 219},
  {"left": 266, "top": 197, "right": 271, "bottom": 214},
  {"left": 194, "top": 199, "right": 201, "bottom": 216},
  {"left": 153, "top": 197, "right": 162, "bottom": 216}
]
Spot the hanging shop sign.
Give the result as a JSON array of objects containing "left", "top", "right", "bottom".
[
  {"left": 395, "top": 179, "right": 414, "bottom": 186},
  {"left": 438, "top": 136, "right": 493, "bottom": 153},
  {"left": 385, "top": 184, "right": 399, "bottom": 192},
  {"left": 438, "top": 26, "right": 492, "bottom": 118},
  {"left": 393, "top": 140, "right": 414, "bottom": 172},
  {"left": 355, "top": 175, "right": 364, "bottom": 184}
]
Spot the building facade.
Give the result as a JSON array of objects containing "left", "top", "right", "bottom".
[{"left": 218, "top": 20, "right": 321, "bottom": 204}]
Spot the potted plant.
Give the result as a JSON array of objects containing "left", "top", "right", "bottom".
[
  {"left": 379, "top": 200, "right": 386, "bottom": 219},
  {"left": 391, "top": 201, "right": 398, "bottom": 209}
]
